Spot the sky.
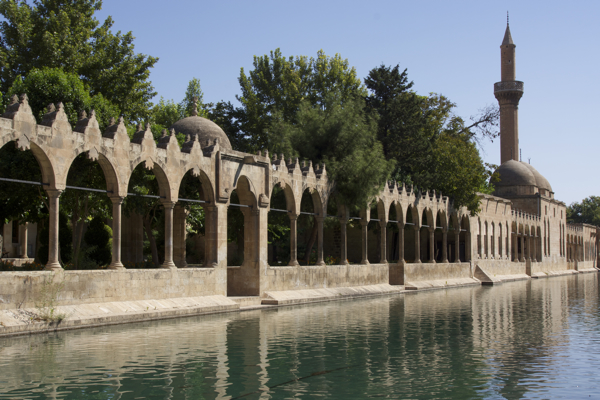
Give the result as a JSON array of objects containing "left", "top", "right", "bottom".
[{"left": 95, "top": 0, "right": 599, "bottom": 206}]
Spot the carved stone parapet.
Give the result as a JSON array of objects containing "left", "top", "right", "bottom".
[{"left": 494, "top": 80, "right": 524, "bottom": 93}]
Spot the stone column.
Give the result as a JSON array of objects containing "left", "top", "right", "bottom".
[
  {"left": 161, "top": 200, "right": 177, "bottom": 269},
  {"left": 340, "top": 217, "right": 349, "bottom": 265},
  {"left": 108, "top": 196, "right": 125, "bottom": 270},
  {"left": 203, "top": 203, "right": 228, "bottom": 270},
  {"left": 428, "top": 227, "right": 436, "bottom": 263},
  {"left": 316, "top": 216, "right": 325, "bottom": 266},
  {"left": 414, "top": 225, "right": 421, "bottom": 263},
  {"left": 442, "top": 229, "right": 448, "bottom": 263},
  {"left": 19, "top": 222, "right": 28, "bottom": 258},
  {"left": 454, "top": 230, "right": 460, "bottom": 263},
  {"left": 397, "top": 223, "right": 405, "bottom": 262},
  {"left": 379, "top": 220, "right": 388, "bottom": 263},
  {"left": 288, "top": 213, "right": 299, "bottom": 266},
  {"left": 173, "top": 205, "right": 188, "bottom": 268},
  {"left": 360, "top": 219, "right": 369, "bottom": 265},
  {"left": 45, "top": 189, "right": 63, "bottom": 271}
]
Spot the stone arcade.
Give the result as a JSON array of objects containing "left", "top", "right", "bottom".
[{"left": 0, "top": 23, "right": 597, "bottom": 335}]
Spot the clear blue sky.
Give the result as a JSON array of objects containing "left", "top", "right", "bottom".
[{"left": 97, "top": 0, "right": 599, "bottom": 206}]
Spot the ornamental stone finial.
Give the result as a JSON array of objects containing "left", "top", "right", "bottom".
[
  {"left": 79, "top": 110, "right": 87, "bottom": 120},
  {"left": 47, "top": 103, "right": 56, "bottom": 113},
  {"left": 9, "top": 94, "right": 18, "bottom": 105},
  {"left": 191, "top": 96, "right": 199, "bottom": 116}
]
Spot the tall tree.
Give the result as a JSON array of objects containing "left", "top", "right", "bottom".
[
  {"left": 365, "top": 64, "right": 498, "bottom": 213},
  {"left": 270, "top": 93, "right": 394, "bottom": 210},
  {"left": 0, "top": 0, "right": 158, "bottom": 120},
  {"left": 269, "top": 93, "right": 393, "bottom": 263},
  {"left": 365, "top": 64, "right": 431, "bottom": 186}
]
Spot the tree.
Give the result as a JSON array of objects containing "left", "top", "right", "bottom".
[
  {"left": 8, "top": 67, "right": 119, "bottom": 130},
  {"left": 4, "top": 67, "right": 118, "bottom": 265},
  {"left": 365, "top": 64, "right": 433, "bottom": 186},
  {"left": 0, "top": 0, "right": 158, "bottom": 120},
  {"left": 269, "top": 93, "right": 394, "bottom": 262},
  {"left": 150, "top": 77, "right": 208, "bottom": 141},
  {"left": 235, "top": 48, "right": 365, "bottom": 153},
  {"left": 365, "top": 64, "right": 498, "bottom": 213},
  {"left": 567, "top": 196, "right": 600, "bottom": 226}
]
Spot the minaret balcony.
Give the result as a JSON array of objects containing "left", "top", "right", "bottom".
[{"left": 494, "top": 81, "right": 524, "bottom": 94}]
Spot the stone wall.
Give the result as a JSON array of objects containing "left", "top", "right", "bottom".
[
  {"left": 262, "top": 263, "right": 390, "bottom": 292},
  {"left": 0, "top": 268, "right": 225, "bottom": 310},
  {"left": 404, "top": 262, "right": 473, "bottom": 282}
]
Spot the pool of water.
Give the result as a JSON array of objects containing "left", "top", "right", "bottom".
[{"left": 1, "top": 273, "right": 599, "bottom": 399}]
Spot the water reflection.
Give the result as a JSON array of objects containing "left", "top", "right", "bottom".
[{"left": 1, "top": 274, "right": 599, "bottom": 399}]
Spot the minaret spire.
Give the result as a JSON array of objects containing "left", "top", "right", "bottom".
[{"left": 494, "top": 16, "right": 524, "bottom": 164}]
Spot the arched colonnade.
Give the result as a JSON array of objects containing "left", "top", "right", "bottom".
[{"left": 0, "top": 95, "right": 474, "bottom": 278}]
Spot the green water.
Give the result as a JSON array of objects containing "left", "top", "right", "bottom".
[{"left": 1, "top": 273, "right": 599, "bottom": 399}]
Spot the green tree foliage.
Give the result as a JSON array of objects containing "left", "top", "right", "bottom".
[
  {"left": 8, "top": 67, "right": 119, "bottom": 130},
  {"left": 234, "top": 48, "right": 365, "bottom": 153},
  {"left": 365, "top": 64, "right": 498, "bottom": 213},
  {"left": 269, "top": 93, "right": 394, "bottom": 209},
  {"left": 567, "top": 196, "right": 600, "bottom": 226},
  {"left": 83, "top": 216, "right": 111, "bottom": 266},
  {"left": 365, "top": 64, "right": 430, "bottom": 186},
  {"left": 0, "top": 0, "right": 157, "bottom": 120}
]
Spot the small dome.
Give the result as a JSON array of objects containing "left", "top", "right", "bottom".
[
  {"left": 494, "top": 160, "right": 536, "bottom": 187},
  {"left": 522, "top": 163, "right": 552, "bottom": 192},
  {"left": 170, "top": 116, "right": 232, "bottom": 150}
]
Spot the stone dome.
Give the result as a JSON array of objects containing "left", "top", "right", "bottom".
[
  {"left": 494, "top": 160, "right": 537, "bottom": 187},
  {"left": 522, "top": 162, "right": 552, "bottom": 192},
  {"left": 170, "top": 116, "right": 232, "bottom": 150}
]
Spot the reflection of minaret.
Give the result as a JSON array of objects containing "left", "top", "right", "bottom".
[{"left": 494, "top": 16, "right": 524, "bottom": 164}]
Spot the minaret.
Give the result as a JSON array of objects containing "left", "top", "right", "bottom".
[{"left": 494, "top": 17, "right": 524, "bottom": 164}]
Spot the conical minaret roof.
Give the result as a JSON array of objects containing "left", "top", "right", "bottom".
[{"left": 502, "top": 23, "right": 514, "bottom": 45}]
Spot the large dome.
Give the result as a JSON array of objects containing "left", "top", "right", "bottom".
[
  {"left": 493, "top": 159, "right": 553, "bottom": 197},
  {"left": 170, "top": 116, "right": 232, "bottom": 150},
  {"left": 494, "top": 160, "right": 536, "bottom": 187},
  {"left": 522, "top": 162, "right": 552, "bottom": 192}
]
